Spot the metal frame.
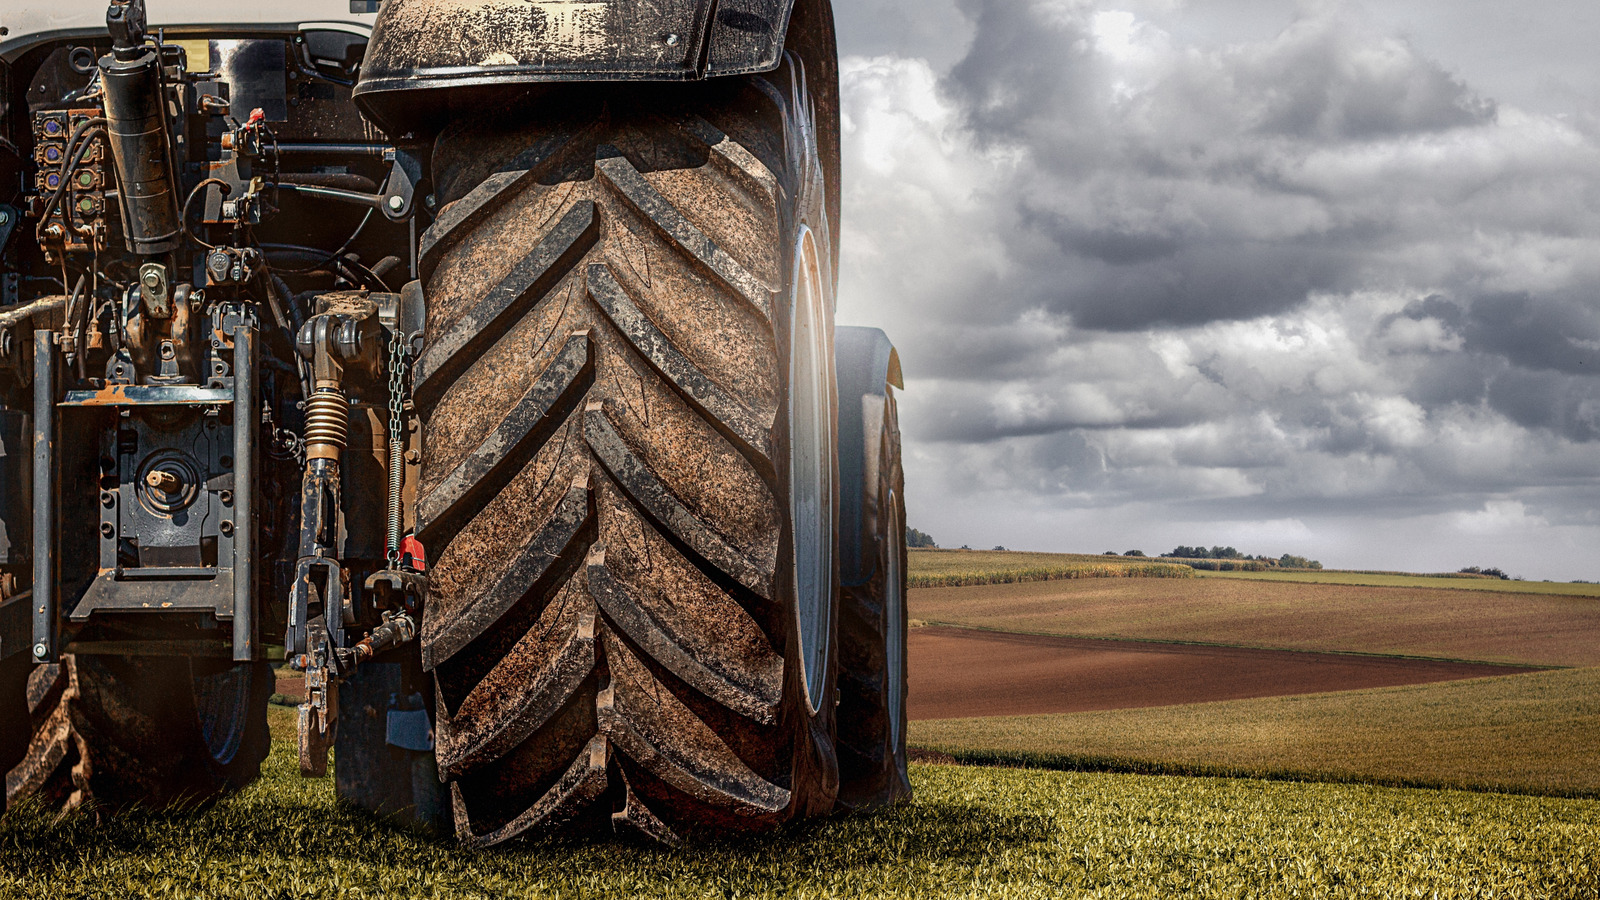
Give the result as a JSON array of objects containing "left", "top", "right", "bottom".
[{"left": 28, "top": 322, "right": 260, "bottom": 663}]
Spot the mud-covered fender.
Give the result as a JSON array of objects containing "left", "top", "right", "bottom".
[{"left": 354, "top": 0, "right": 816, "bottom": 113}]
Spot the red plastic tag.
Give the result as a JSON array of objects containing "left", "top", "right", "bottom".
[{"left": 401, "top": 534, "right": 427, "bottom": 572}]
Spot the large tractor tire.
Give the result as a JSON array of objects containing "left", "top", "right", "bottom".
[
  {"left": 4, "top": 655, "right": 271, "bottom": 814},
  {"left": 833, "top": 328, "right": 910, "bottom": 810},
  {"left": 414, "top": 54, "right": 841, "bottom": 845}
]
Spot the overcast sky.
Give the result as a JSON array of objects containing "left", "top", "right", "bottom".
[{"left": 828, "top": 0, "right": 1600, "bottom": 580}]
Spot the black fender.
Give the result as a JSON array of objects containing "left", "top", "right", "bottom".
[
  {"left": 353, "top": 0, "right": 834, "bottom": 127},
  {"left": 834, "top": 326, "right": 904, "bottom": 588}
]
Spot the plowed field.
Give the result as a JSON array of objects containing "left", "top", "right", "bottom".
[
  {"left": 909, "top": 578, "right": 1600, "bottom": 667},
  {"left": 907, "top": 626, "right": 1531, "bottom": 720}
]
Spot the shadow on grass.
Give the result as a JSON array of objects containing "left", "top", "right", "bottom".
[
  {"left": 919, "top": 747, "right": 1600, "bottom": 801},
  {"left": 1, "top": 789, "right": 1052, "bottom": 882}
]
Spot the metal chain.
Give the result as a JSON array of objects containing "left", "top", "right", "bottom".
[{"left": 385, "top": 325, "right": 407, "bottom": 568}]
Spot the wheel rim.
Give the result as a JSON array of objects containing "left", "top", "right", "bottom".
[
  {"left": 191, "top": 663, "right": 250, "bottom": 766},
  {"left": 790, "top": 225, "right": 834, "bottom": 714},
  {"left": 886, "top": 488, "right": 906, "bottom": 749}
]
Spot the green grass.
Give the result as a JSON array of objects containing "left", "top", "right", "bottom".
[
  {"left": 2, "top": 711, "right": 1596, "bottom": 898},
  {"left": 910, "top": 666, "right": 1600, "bottom": 799},
  {"left": 907, "top": 549, "right": 1191, "bottom": 588},
  {"left": 1196, "top": 567, "right": 1600, "bottom": 596}
]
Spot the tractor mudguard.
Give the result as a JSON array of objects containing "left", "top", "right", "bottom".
[
  {"left": 353, "top": 0, "right": 840, "bottom": 272},
  {"left": 355, "top": 0, "right": 798, "bottom": 96}
]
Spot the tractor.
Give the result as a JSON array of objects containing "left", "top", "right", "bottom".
[{"left": 0, "top": 0, "right": 908, "bottom": 845}]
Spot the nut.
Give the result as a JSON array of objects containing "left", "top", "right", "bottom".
[{"left": 145, "top": 469, "right": 181, "bottom": 493}]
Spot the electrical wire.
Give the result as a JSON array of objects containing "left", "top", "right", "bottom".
[
  {"left": 259, "top": 206, "right": 373, "bottom": 274},
  {"left": 181, "top": 177, "right": 232, "bottom": 250}
]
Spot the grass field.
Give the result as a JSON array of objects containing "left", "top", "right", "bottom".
[
  {"left": 1196, "top": 567, "right": 1600, "bottom": 596},
  {"left": 2, "top": 708, "right": 1595, "bottom": 898},
  {"left": 908, "top": 577, "right": 1600, "bottom": 666},
  {"left": 907, "top": 549, "right": 1191, "bottom": 588},
  {"left": 910, "top": 665, "right": 1600, "bottom": 799},
  {"left": 906, "top": 549, "right": 1600, "bottom": 596}
]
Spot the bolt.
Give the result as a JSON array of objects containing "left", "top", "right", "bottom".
[
  {"left": 159, "top": 341, "right": 176, "bottom": 360},
  {"left": 387, "top": 195, "right": 405, "bottom": 212},
  {"left": 0, "top": 210, "right": 9, "bottom": 225},
  {"left": 142, "top": 269, "right": 162, "bottom": 289},
  {"left": 100, "top": 490, "right": 115, "bottom": 507},
  {"left": 100, "top": 521, "right": 115, "bottom": 538},
  {"left": 404, "top": 449, "right": 420, "bottom": 464},
  {"left": 33, "top": 642, "right": 46, "bottom": 659},
  {"left": 219, "top": 490, "right": 233, "bottom": 505},
  {"left": 664, "top": 33, "right": 679, "bottom": 46},
  {"left": 145, "top": 469, "right": 181, "bottom": 493},
  {"left": 219, "top": 519, "right": 234, "bottom": 536}
]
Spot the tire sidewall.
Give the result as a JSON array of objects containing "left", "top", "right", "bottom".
[{"left": 771, "top": 52, "right": 842, "bottom": 817}]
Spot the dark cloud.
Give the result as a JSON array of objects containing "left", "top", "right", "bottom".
[{"left": 833, "top": 0, "right": 1600, "bottom": 579}]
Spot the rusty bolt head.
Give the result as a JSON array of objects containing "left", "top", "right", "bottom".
[
  {"left": 405, "top": 449, "right": 420, "bottom": 464},
  {"left": 219, "top": 519, "right": 234, "bottom": 536},
  {"left": 100, "top": 521, "right": 115, "bottom": 538},
  {"left": 145, "top": 469, "right": 181, "bottom": 493}
]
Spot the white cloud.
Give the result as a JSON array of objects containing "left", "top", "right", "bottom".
[{"left": 833, "top": 0, "right": 1600, "bottom": 579}]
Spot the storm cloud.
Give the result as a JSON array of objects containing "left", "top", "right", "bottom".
[{"left": 830, "top": 0, "right": 1600, "bottom": 578}]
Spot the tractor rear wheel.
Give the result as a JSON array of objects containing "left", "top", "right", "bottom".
[
  {"left": 4, "top": 655, "right": 271, "bottom": 814},
  {"left": 415, "top": 55, "right": 841, "bottom": 845},
  {"left": 834, "top": 329, "right": 910, "bottom": 810}
]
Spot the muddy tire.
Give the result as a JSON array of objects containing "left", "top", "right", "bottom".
[
  {"left": 4, "top": 655, "right": 271, "bottom": 813},
  {"left": 833, "top": 328, "right": 910, "bottom": 810},
  {"left": 415, "top": 54, "right": 841, "bottom": 845},
  {"left": 0, "top": 649, "right": 29, "bottom": 809}
]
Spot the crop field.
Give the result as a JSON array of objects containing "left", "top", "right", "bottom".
[
  {"left": 908, "top": 577, "right": 1600, "bottom": 667},
  {"left": 909, "top": 665, "right": 1600, "bottom": 800},
  {"left": 2, "top": 708, "right": 1596, "bottom": 899},
  {"left": 906, "top": 626, "right": 1528, "bottom": 719},
  {"left": 1195, "top": 567, "right": 1600, "bottom": 596},
  {"left": 906, "top": 549, "right": 1191, "bottom": 588}
]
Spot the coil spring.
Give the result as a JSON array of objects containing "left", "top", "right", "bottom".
[
  {"left": 304, "top": 390, "right": 350, "bottom": 455},
  {"left": 387, "top": 439, "right": 403, "bottom": 558}
]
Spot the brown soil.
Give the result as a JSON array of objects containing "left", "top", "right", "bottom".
[
  {"left": 274, "top": 672, "right": 303, "bottom": 701},
  {"left": 909, "top": 579, "right": 1600, "bottom": 667},
  {"left": 908, "top": 626, "right": 1539, "bottom": 721}
]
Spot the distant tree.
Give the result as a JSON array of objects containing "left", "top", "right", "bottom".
[
  {"left": 1210, "top": 546, "right": 1242, "bottom": 559},
  {"left": 1481, "top": 567, "right": 1508, "bottom": 580},
  {"left": 960, "top": 544, "right": 971, "bottom": 550},
  {"left": 1103, "top": 551, "right": 1120, "bottom": 557},
  {"left": 1309, "top": 560, "right": 1322, "bottom": 569},
  {"left": 1458, "top": 566, "right": 1509, "bottom": 580},
  {"left": 906, "top": 527, "right": 938, "bottom": 548},
  {"left": 992, "top": 545, "right": 1008, "bottom": 551},
  {"left": 1123, "top": 550, "right": 1146, "bottom": 557}
]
